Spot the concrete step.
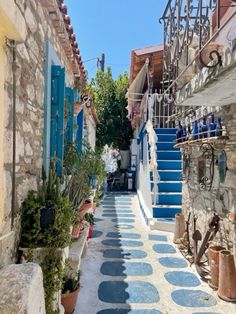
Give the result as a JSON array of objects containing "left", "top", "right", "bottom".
[
  {"left": 151, "top": 170, "right": 182, "bottom": 181},
  {"left": 153, "top": 205, "right": 182, "bottom": 218},
  {"left": 154, "top": 128, "right": 177, "bottom": 134},
  {"left": 156, "top": 192, "right": 182, "bottom": 205},
  {"left": 156, "top": 134, "right": 176, "bottom": 142},
  {"left": 158, "top": 160, "right": 182, "bottom": 170},
  {"left": 156, "top": 142, "right": 176, "bottom": 150},
  {"left": 150, "top": 181, "right": 182, "bottom": 192},
  {"left": 156, "top": 150, "right": 181, "bottom": 160},
  {"left": 149, "top": 217, "right": 175, "bottom": 232}
]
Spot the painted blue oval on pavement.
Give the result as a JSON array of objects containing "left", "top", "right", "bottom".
[
  {"left": 158, "top": 257, "right": 188, "bottom": 268},
  {"left": 106, "top": 232, "right": 141, "bottom": 239},
  {"left": 102, "top": 239, "right": 143, "bottom": 247},
  {"left": 153, "top": 244, "right": 176, "bottom": 254},
  {"left": 112, "top": 218, "right": 135, "bottom": 223},
  {"left": 164, "top": 271, "right": 201, "bottom": 287},
  {"left": 115, "top": 224, "right": 134, "bottom": 230},
  {"left": 97, "top": 309, "right": 162, "bottom": 314},
  {"left": 103, "top": 249, "right": 147, "bottom": 259},
  {"left": 100, "top": 262, "right": 153, "bottom": 276},
  {"left": 149, "top": 234, "right": 168, "bottom": 242},
  {"left": 98, "top": 281, "right": 160, "bottom": 303},
  {"left": 171, "top": 289, "right": 217, "bottom": 307}
]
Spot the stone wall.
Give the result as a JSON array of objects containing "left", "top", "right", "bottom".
[
  {"left": 182, "top": 104, "right": 236, "bottom": 255},
  {"left": 0, "top": 263, "right": 46, "bottom": 314},
  {"left": 0, "top": 0, "right": 75, "bottom": 266}
]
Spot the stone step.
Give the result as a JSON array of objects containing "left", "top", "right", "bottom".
[
  {"left": 152, "top": 205, "right": 182, "bottom": 218},
  {"left": 154, "top": 128, "right": 177, "bottom": 134},
  {"left": 149, "top": 217, "right": 175, "bottom": 232}
]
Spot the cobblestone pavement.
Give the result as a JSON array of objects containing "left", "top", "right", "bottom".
[{"left": 74, "top": 193, "right": 236, "bottom": 314}]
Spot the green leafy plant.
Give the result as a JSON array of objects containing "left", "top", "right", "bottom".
[
  {"left": 90, "top": 68, "right": 133, "bottom": 150},
  {"left": 40, "top": 249, "right": 64, "bottom": 314},
  {"left": 63, "top": 143, "right": 105, "bottom": 209},
  {"left": 62, "top": 270, "right": 80, "bottom": 295},
  {"left": 19, "top": 163, "right": 75, "bottom": 314},
  {"left": 84, "top": 213, "right": 94, "bottom": 226}
]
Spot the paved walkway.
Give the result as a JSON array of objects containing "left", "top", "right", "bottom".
[{"left": 75, "top": 193, "right": 236, "bottom": 314}]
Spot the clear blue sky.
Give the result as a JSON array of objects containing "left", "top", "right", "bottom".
[{"left": 65, "top": 0, "right": 166, "bottom": 80}]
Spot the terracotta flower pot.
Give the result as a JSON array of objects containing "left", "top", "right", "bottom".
[
  {"left": 78, "top": 201, "right": 93, "bottom": 220},
  {"left": 61, "top": 287, "right": 80, "bottom": 314},
  {"left": 87, "top": 224, "right": 94, "bottom": 240},
  {"left": 173, "top": 213, "right": 185, "bottom": 244},
  {"left": 71, "top": 221, "right": 84, "bottom": 240},
  {"left": 218, "top": 250, "right": 236, "bottom": 302},
  {"left": 208, "top": 245, "right": 225, "bottom": 290}
]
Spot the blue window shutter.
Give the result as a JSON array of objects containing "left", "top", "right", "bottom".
[
  {"left": 51, "top": 65, "right": 65, "bottom": 176},
  {"left": 76, "top": 109, "right": 84, "bottom": 156},
  {"left": 65, "top": 87, "right": 74, "bottom": 144}
]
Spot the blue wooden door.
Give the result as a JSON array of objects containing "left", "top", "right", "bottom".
[{"left": 50, "top": 65, "right": 65, "bottom": 176}]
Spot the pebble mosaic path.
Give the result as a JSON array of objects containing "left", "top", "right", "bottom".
[{"left": 74, "top": 193, "right": 236, "bottom": 314}]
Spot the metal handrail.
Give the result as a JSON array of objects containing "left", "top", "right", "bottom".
[{"left": 160, "top": 0, "right": 236, "bottom": 96}]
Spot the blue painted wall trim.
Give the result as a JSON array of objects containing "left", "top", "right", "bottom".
[
  {"left": 50, "top": 65, "right": 65, "bottom": 176},
  {"left": 76, "top": 109, "right": 84, "bottom": 155},
  {"left": 65, "top": 87, "right": 74, "bottom": 144},
  {"left": 43, "top": 41, "right": 68, "bottom": 175}
]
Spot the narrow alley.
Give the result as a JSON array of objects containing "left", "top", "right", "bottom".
[{"left": 75, "top": 193, "right": 235, "bottom": 314}]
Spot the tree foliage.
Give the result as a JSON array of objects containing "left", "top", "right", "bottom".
[{"left": 90, "top": 68, "right": 133, "bottom": 150}]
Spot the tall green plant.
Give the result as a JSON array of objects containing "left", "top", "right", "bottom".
[
  {"left": 90, "top": 68, "right": 133, "bottom": 150},
  {"left": 20, "top": 163, "right": 74, "bottom": 248},
  {"left": 20, "top": 163, "right": 75, "bottom": 314},
  {"left": 63, "top": 144, "right": 105, "bottom": 208}
]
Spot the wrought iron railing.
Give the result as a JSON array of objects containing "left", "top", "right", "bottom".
[{"left": 160, "top": 0, "right": 235, "bottom": 92}]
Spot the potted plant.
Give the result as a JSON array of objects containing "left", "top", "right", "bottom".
[
  {"left": 78, "top": 198, "right": 93, "bottom": 220},
  {"left": 19, "top": 162, "right": 75, "bottom": 313},
  {"left": 61, "top": 269, "right": 80, "bottom": 314},
  {"left": 20, "top": 163, "right": 75, "bottom": 249},
  {"left": 71, "top": 218, "right": 84, "bottom": 240},
  {"left": 85, "top": 213, "right": 95, "bottom": 239}
]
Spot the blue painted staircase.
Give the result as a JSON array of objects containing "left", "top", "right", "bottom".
[{"left": 150, "top": 128, "right": 182, "bottom": 221}]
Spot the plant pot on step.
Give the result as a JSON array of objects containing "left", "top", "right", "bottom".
[
  {"left": 78, "top": 200, "right": 93, "bottom": 220},
  {"left": 87, "top": 224, "right": 94, "bottom": 240},
  {"left": 218, "top": 250, "right": 236, "bottom": 302},
  {"left": 71, "top": 222, "right": 84, "bottom": 240},
  {"left": 208, "top": 245, "right": 225, "bottom": 290},
  {"left": 173, "top": 213, "right": 185, "bottom": 244},
  {"left": 61, "top": 287, "right": 80, "bottom": 314}
]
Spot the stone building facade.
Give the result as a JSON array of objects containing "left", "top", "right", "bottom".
[
  {"left": 174, "top": 5, "right": 236, "bottom": 255},
  {"left": 181, "top": 104, "right": 236, "bottom": 254},
  {"left": 0, "top": 0, "right": 86, "bottom": 267}
]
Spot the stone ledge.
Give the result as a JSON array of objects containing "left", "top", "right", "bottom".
[
  {"left": 0, "top": 263, "right": 45, "bottom": 314},
  {"left": 69, "top": 224, "right": 89, "bottom": 272},
  {"left": 19, "top": 246, "right": 69, "bottom": 264}
]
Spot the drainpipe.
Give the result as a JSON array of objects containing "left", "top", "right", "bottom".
[
  {"left": 6, "top": 39, "right": 17, "bottom": 230},
  {"left": 11, "top": 40, "right": 17, "bottom": 230}
]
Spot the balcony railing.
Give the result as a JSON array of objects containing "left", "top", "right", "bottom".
[{"left": 160, "top": 0, "right": 235, "bottom": 92}]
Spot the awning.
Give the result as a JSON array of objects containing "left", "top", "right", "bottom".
[{"left": 126, "top": 59, "right": 149, "bottom": 120}]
